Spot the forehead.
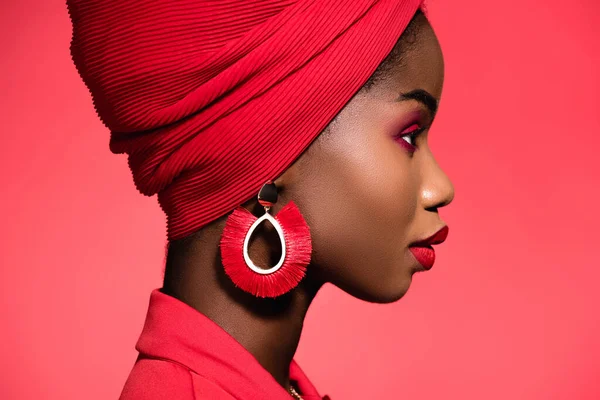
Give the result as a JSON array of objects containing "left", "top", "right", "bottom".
[{"left": 379, "top": 13, "right": 445, "bottom": 100}]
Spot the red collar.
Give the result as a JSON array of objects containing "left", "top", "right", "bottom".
[{"left": 135, "top": 288, "right": 325, "bottom": 399}]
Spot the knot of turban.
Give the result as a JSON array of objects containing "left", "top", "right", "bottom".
[{"left": 67, "top": 0, "right": 423, "bottom": 240}]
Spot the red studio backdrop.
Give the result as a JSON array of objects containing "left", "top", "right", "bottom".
[{"left": 1, "top": 1, "right": 599, "bottom": 399}]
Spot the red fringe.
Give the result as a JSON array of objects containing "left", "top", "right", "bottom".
[{"left": 220, "top": 201, "right": 312, "bottom": 298}]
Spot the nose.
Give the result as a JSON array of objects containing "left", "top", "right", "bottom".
[{"left": 420, "top": 151, "right": 455, "bottom": 211}]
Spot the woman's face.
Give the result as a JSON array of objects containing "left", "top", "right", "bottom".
[{"left": 279, "top": 12, "right": 455, "bottom": 303}]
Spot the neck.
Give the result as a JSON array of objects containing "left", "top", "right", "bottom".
[{"left": 161, "top": 216, "right": 320, "bottom": 390}]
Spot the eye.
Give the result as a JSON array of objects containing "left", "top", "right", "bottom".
[
  {"left": 403, "top": 132, "right": 416, "bottom": 146},
  {"left": 395, "top": 123, "right": 425, "bottom": 151}
]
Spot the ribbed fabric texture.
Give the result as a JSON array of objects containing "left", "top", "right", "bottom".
[{"left": 67, "top": 0, "right": 423, "bottom": 240}]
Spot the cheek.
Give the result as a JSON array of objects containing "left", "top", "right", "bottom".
[
  {"left": 330, "top": 124, "right": 418, "bottom": 231},
  {"left": 300, "top": 123, "right": 419, "bottom": 282}
]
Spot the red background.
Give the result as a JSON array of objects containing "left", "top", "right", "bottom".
[{"left": 1, "top": 0, "right": 599, "bottom": 399}]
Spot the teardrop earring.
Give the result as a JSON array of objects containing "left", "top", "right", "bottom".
[{"left": 219, "top": 181, "right": 312, "bottom": 298}]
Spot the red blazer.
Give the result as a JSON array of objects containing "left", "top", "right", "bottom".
[{"left": 119, "top": 289, "right": 329, "bottom": 399}]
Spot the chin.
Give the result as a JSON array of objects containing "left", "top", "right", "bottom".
[
  {"left": 341, "top": 274, "right": 414, "bottom": 304},
  {"left": 375, "top": 278, "right": 413, "bottom": 303}
]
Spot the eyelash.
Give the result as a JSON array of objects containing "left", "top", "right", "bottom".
[{"left": 395, "top": 123, "right": 426, "bottom": 153}]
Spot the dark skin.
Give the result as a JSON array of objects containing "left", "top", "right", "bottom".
[{"left": 162, "top": 11, "right": 454, "bottom": 393}]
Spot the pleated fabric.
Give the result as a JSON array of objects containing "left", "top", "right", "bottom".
[{"left": 67, "top": 0, "right": 423, "bottom": 240}]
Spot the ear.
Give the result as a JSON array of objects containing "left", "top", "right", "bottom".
[
  {"left": 274, "top": 157, "right": 303, "bottom": 195},
  {"left": 274, "top": 129, "right": 327, "bottom": 192}
]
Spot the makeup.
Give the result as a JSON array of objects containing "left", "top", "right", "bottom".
[
  {"left": 391, "top": 109, "right": 429, "bottom": 154},
  {"left": 409, "top": 226, "right": 449, "bottom": 270},
  {"left": 395, "top": 123, "right": 423, "bottom": 152},
  {"left": 409, "top": 246, "right": 436, "bottom": 270}
]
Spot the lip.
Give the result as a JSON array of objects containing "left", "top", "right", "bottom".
[{"left": 408, "top": 225, "right": 449, "bottom": 270}]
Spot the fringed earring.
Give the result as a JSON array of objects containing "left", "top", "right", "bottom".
[{"left": 220, "top": 181, "right": 312, "bottom": 298}]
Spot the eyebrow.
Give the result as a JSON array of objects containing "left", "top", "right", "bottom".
[{"left": 396, "top": 89, "right": 438, "bottom": 117}]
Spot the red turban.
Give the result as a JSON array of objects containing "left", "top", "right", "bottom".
[{"left": 67, "top": 0, "right": 423, "bottom": 240}]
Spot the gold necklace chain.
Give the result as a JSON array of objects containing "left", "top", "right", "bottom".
[{"left": 289, "top": 385, "right": 303, "bottom": 400}]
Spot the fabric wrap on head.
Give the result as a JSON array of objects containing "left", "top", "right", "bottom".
[{"left": 67, "top": 0, "right": 423, "bottom": 240}]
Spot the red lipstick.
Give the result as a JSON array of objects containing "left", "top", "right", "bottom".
[{"left": 409, "top": 225, "right": 449, "bottom": 270}]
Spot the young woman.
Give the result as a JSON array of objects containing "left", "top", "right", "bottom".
[{"left": 68, "top": 1, "right": 454, "bottom": 398}]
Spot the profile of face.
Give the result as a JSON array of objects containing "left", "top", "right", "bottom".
[{"left": 271, "top": 11, "right": 455, "bottom": 303}]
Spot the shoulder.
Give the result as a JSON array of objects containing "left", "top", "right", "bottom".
[
  {"left": 119, "top": 358, "right": 194, "bottom": 400},
  {"left": 119, "top": 358, "right": 237, "bottom": 400}
]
